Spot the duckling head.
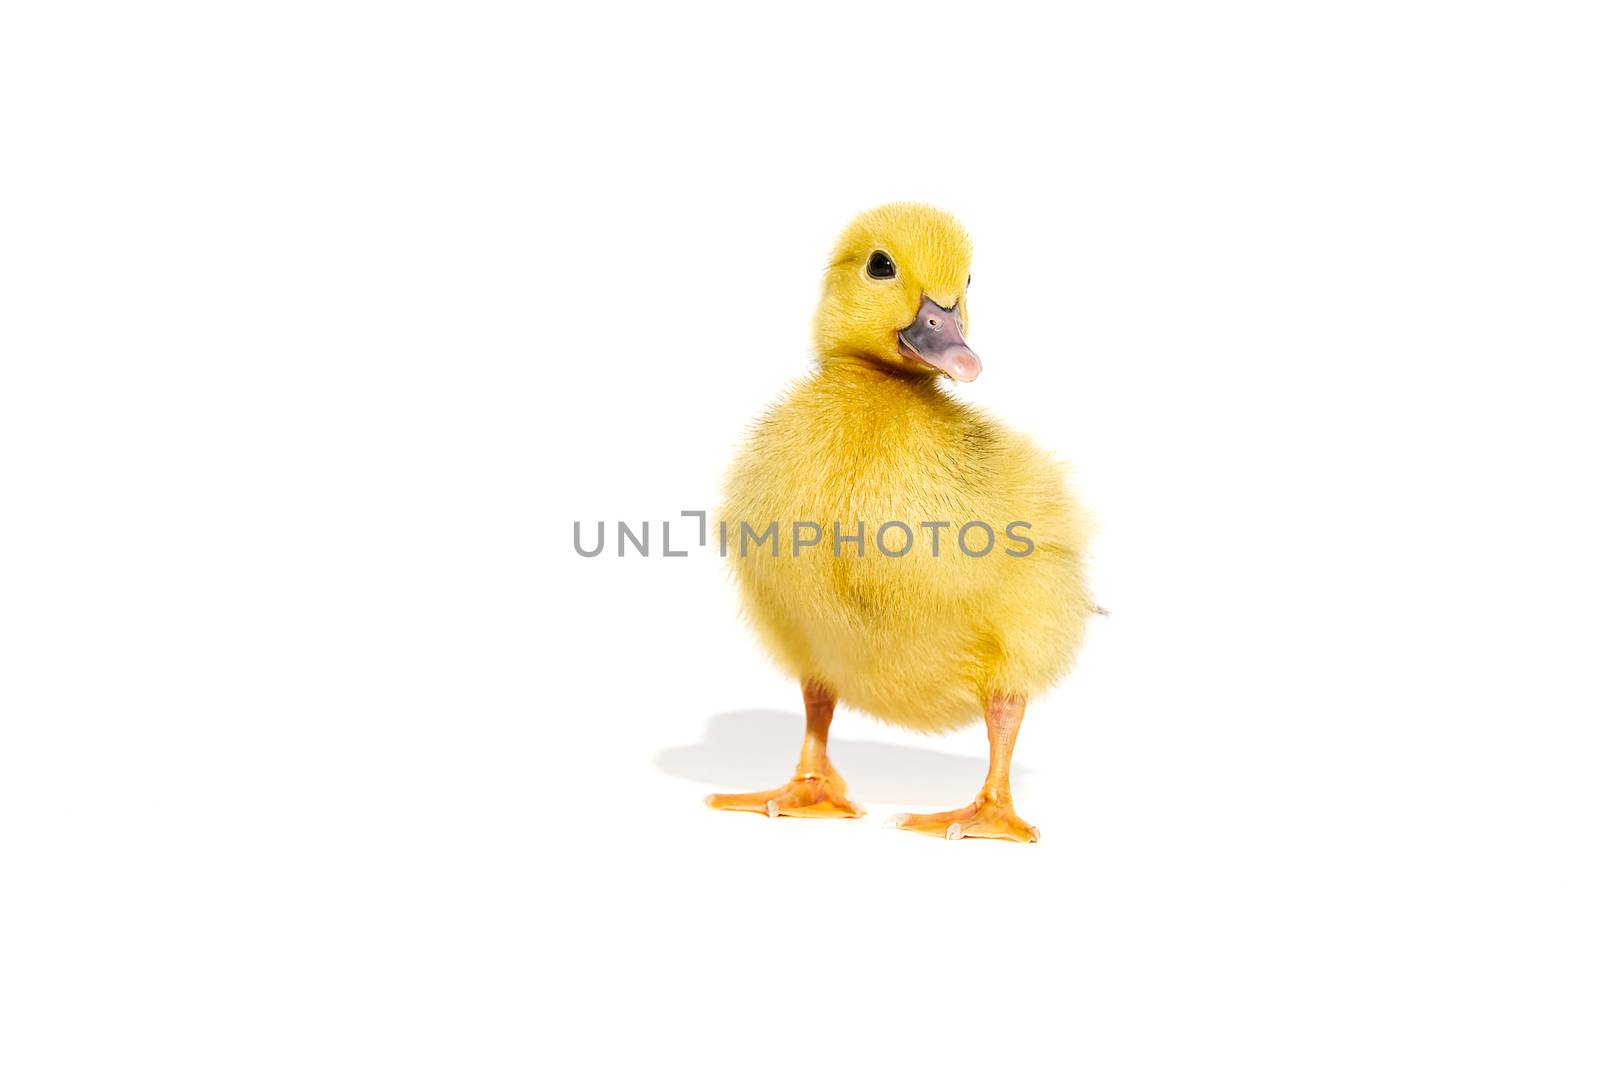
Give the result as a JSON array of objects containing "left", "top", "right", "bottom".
[{"left": 812, "top": 202, "right": 981, "bottom": 383}]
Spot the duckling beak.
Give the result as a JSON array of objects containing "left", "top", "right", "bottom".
[{"left": 898, "top": 295, "right": 982, "bottom": 382}]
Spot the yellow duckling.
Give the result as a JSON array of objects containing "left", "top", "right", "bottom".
[{"left": 708, "top": 203, "right": 1094, "bottom": 843}]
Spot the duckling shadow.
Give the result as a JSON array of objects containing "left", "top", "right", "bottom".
[{"left": 656, "top": 709, "right": 1029, "bottom": 806}]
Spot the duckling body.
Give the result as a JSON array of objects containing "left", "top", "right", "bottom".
[
  {"left": 708, "top": 203, "right": 1093, "bottom": 843},
  {"left": 725, "top": 361, "right": 1093, "bottom": 734}
]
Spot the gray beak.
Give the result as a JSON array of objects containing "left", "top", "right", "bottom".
[{"left": 897, "top": 295, "right": 982, "bottom": 382}]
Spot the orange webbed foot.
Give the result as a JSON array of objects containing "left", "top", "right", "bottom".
[
  {"left": 886, "top": 794, "right": 1039, "bottom": 843},
  {"left": 705, "top": 769, "right": 864, "bottom": 819}
]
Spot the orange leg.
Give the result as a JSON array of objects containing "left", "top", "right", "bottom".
[
  {"left": 887, "top": 694, "right": 1039, "bottom": 843},
  {"left": 706, "top": 680, "right": 864, "bottom": 819}
]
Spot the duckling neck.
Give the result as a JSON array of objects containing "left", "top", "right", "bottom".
[
  {"left": 813, "top": 355, "right": 945, "bottom": 403},
  {"left": 804, "top": 357, "right": 971, "bottom": 461}
]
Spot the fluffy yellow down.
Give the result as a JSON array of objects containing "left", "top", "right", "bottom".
[{"left": 722, "top": 204, "right": 1094, "bottom": 733}]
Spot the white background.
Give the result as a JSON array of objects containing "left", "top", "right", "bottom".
[{"left": 3, "top": 2, "right": 1597, "bottom": 1066}]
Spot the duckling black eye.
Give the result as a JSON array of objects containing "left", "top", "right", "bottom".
[
  {"left": 967, "top": 274, "right": 972, "bottom": 289},
  {"left": 866, "top": 251, "right": 896, "bottom": 279}
]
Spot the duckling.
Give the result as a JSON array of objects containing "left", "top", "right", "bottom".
[{"left": 708, "top": 203, "right": 1093, "bottom": 843}]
